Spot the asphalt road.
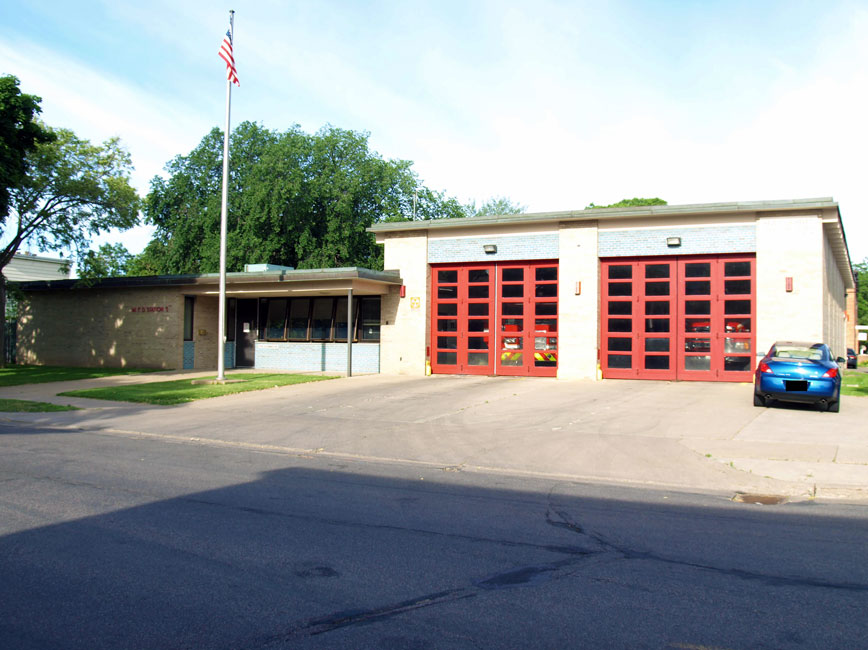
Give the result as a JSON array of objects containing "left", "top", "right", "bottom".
[{"left": 1, "top": 423, "right": 867, "bottom": 649}]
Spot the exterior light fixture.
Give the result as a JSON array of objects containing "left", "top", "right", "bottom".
[
  {"left": 483, "top": 244, "right": 497, "bottom": 254},
  {"left": 666, "top": 237, "right": 681, "bottom": 247}
]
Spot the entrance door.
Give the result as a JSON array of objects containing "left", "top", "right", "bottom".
[
  {"left": 601, "top": 255, "right": 755, "bottom": 382},
  {"left": 430, "top": 261, "right": 558, "bottom": 377},
  {"left": 235, "top": 298, "right": 258, "bottom": 367}
]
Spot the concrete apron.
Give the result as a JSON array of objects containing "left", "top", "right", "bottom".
[{"left": 1, "top": 373, "right": 866, "bottom": 501}]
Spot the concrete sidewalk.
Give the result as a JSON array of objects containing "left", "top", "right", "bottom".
[{"left": 1, "top": 371, "right": 866, "bottom": 501}]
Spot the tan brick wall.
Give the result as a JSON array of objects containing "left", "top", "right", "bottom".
[
  {"left": 755, "top": 215, "right": 824, "bottom": 355},
  {"left": 381, "top": 232, "right": 429, "bottom": 375},
  {"left": 557, "top": 222, "right": 600, "bottom": 379},
  {"left": 17, "top": 287, "right": 184, "bottom": 368},
  {"left": 192, "top": 295, "right": 220, "bottom": 369}
]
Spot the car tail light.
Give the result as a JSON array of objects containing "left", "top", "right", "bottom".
[
  {"left": 822, "top": 367, "right": 838, "bottom": 379},
  {"left": 758, "top": 361, "right": 772, "bottom": 374}
]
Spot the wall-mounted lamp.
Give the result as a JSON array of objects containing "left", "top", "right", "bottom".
[
  {"left": 483, "top": 244, "right": 497, "bottom": 254},
  {"left": 666, "top": 237, "right": 682, "bottom": 247}
]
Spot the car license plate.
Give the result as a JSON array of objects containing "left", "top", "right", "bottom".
[{"left": 785, "top": 380, "right": 809, "bottom": 391}]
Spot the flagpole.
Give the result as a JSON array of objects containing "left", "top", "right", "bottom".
[{"left": 217, "top": 9, "right": 234, "bottom": 382}]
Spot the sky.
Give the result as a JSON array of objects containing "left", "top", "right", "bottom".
[{"left": 3, "top": 0, "right": 868, "bottom": 264}]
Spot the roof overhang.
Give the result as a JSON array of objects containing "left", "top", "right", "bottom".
[{"left": 16, "top": 267, "right": 403, "bottom": 296}]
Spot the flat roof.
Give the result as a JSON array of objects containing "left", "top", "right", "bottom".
[{"left": 17, "top": 267, "right": 403, "bottom": 294}]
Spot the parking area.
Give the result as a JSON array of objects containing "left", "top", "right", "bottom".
[{"left": 1, "top": 372, "right": 866, "bottom": 500}]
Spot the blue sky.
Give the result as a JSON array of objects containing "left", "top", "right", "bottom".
[{"left": 4, "top": 0, "right": 868, "bottom": 263}]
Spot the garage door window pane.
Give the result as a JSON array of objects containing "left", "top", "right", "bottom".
[
  {"left": 685, "top": 281, "right": 710, "bottom": 295},
  {"left": 535, "top": 284, "right": 557, "bottom": 298},
  {"left": 645, "top": 264, "right": 669, "bottom": 278},
  {"left": 609, "top": 302, "right": 632, "bottom": 315},
  {"left": 438, "top": 270, "right": 457, "bottom": 283},
  {"left": 468, "top": 269, "right": 489, "bottom": 283},
  {"left": 725, "top": 279, "right": 751, "bottom": 295},
  {"left": 608, "top": 354, "right": 631, "bottom": 368},
  {"left": 645, "top": 301, "right": 670, "bottom": 315},
  {"left": 501, "top": 351, "right": 523, "bottom": 366},
  {"left": 469, "top": 285, "right": 489, "bottom": 299},
  {"left": 503, "top": 268, "right": 524, "bottom": 281},
  {"left": 536, "top": 303, "right": 557, "bottom": 316},
  {"left": 468, "top": 353, "right": 489, "bottom": 366},
  {"left": 685, "top": 300, "right": 711, "bottom": 315},
  {"left": 685, "top": 263, "right": 710, "bottom": 277},
  {"left": 438, "top": 303, "right": 458, "bottom": 316},
  {"left": 685, "top": 338, "right": 711, "bottom": 352},
  {"left": 608, "top": 338, "right": 632, "bottom": 351},
  {"left": 725, "top": 338, "right": 751, "bottom": 354},
  {"left": 685, "top": 355, "right": 711, "bottom": 370},
  {"left": 645, "top": 356, "right": 669, "bottom": 370},
  {"left": 437, "top": 336, "right": 457, "bottom": 349},
  {"left": 725, "top": 261, "right": 751, "bottom": 276},
  {"left": 725, "top": 300, "right": 751, "bottom": 315},
  {"left": 725, "top": 318, "right": 751, "bottom": 332},
  {"left": 608, "top": 265, "right": 632, "bottom": 279},
  {"left": 536, "top": 267, "right": 557, "bottom": 281},
  {"left": 608, "top": 318, "right": 632, "bottom": 332},
  {"left": 502, "top": 318, "right": 522, "bottom": 332},
  {"left": 502, "top": 302, "right": 522, "bottom": 315},
  {"left": 438, "top": 286, "right": 457, "bottom": 299},
  {"left": 468, "top": 337, "right": 488, "bottom": 350},
  {"left": 645, "top": 318, "right": 670, "bottom": 333},
  {"left": 469, "top": 303, "right": 489, "bottom": 316},
  {"left": 685, "top": 318, "right": 710, "bottom": 333},
  {"left": 535, "top": 318, "right": 557, "bottom": 332},
  {"left": 645, "top": 338, "right": 670, "bottom": 352},
  {"left": 468, "top": 319, "right": 489, "bottom": 332},
  {"left": 724, "top": 356, "right": 751, "bottom": 371},
  {"left": 438, "top": 319, "right": 457, "bottom": 332},
  {"left": 608, "top": 282, "right": 631, "bottom": 296},
  {"left": 502, "top": 284, "right": 523, "bottom": 298},
  {"left": 437, "top": 351, "right": 457, "bottom": 365},
  {"left": 645, "top": 281, "right": 669, "bottom": 296}
]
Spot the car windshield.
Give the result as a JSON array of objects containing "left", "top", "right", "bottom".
[{"left": 773, "top": 345, "right": 824, "bottom": 361}]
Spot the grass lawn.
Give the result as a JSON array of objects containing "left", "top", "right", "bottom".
[
  {"left": 58, "top": 373, "right": 337, "bottom": 405},
  {"left": 0, "top": 365, "right": 163, "bottom": 387},
  {"left": 0, "top": 398, "right": 80, "bottom": 412},
  {"left": 841, "top": 370, "right": 868, "bottom": 397}
]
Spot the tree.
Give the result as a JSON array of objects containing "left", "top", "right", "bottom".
[
  {"left": 465, "top": 196, "right": 526, "bottom": 217},
  {"left": 855, "top": 258, "right": 868, "bottom": 326},
  {"left": 77, "top": 242, "right": 134, "bottom": 280},
  {"left": 2, "top": 127, "right": 141, "bottom": 364},
  {"left": 0, "top": 75, "right": 55, "bottom": 219},
  {"left": 139, "top": 121, "right": 466, "bottom": 275},
  {"left": 586, "top": 197, "right": 668, "bottom": 209}
]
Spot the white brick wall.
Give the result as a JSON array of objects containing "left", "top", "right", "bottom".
[
  {"left": 558, "top": 222, "right": 600, "bottom": 379},
  {"left": 381, "top": 232, "right": 429, "bottom": 375}
]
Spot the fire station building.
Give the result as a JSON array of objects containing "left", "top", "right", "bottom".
[
  {"left": 371, "top": 197, "right": 855, "bottom": 382},
  {"left": 15, "top": 197, "right": 855, "bottom": 382}
]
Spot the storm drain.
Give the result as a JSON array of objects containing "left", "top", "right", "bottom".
[{"left": 732, "top": 493, "right": 788, "bottom": 505}]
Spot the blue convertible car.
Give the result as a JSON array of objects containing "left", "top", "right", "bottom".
[{"left": 754, "top": 341, "right": 844, "bottom": 412}]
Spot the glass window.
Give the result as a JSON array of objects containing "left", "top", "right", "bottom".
[
  {"left": 438, "top": 303, "right": 458, "bottom": 316},
  {"left": 437, "top": 336, "right": 457, "bottom": 349},
  {"left": 685, "top": 318, "right": 710, "bottom": 333},
  {"left": 645, "top": 264, "right": 670, "bottom": 278},
  {"left": 608, "top": 338, "right": 632, "bottom": 351},
  {"left": 501, "top": 351, "right": 523, "bottom": 366},
  {"left": 358, "top": 298, "right": 380, "bottom": 341},
  {"left": 437, "top": 319, "right": 457, "bottom": 332},
  {"left": 468, "top": 337, "right": 488, "bottom": 350},
  {"left": 685, "top": 338, "right": 711, "bottom": 352},
  {"left": 608, "top": 301, "right": 632, "bottom": 315},
  {"left": 685, "top": 281, "right": 710, "bottom": 295},
  {"left": 288, "top": 299, "right": 310, "bottom": 339},
  {"left": 645, "top": 301, "right": 670, "bottom": 315},
  {"left": 536, "top": 267, "right": 557, "bottom": 281},
  {"left": 310, "top": 298, "right": 333, "bottom": 339},
  {"left": 608, "top": 282, "right": 631, "bottom": 297},
  {"left": 645, "top": 338, "right": 669, "bottom": 352},
  {"left": 265, "top": 299, "right": 288, "bottom": 340},
  {"left": 468, "top": 353, "right": 489, "bottom": 366},
  {"left": 724, "top": 318, "right": 750, "bottom": 333},
  {"left": 645, "top": 318, "right": 670, "bottom": 333},
  {"left": 438, "top": 286, "right": 458, "bottom": 299},
  {"left": 724, "top": 356, "right": 751, "bottom": 371},
  {"left": 502, "top": 318, "right": 522, "bottom": 332},
  {"left": 645, "top": 356, "right": 669, "bottom": 370},
  {"left": 437, "top": 351, "right": 457, "bottom": 365},
  {"left": 725, "top": 279, "right": 751, "bottom": 295},
  {"left": 608, "top": 265, "right": 632, "bottom": 279},
  {"left": 226, "top": 298, "right": 236, "bottom": 341},
  {"left": 468, "top": 285, "right": 489, "bottom": 299},
  {"left": 725, "top": 338, "right": 751, "bottom": 354},
  {"left": 725, "top": 300, "right": 751, "bottom": 315},
  {"left": 468, "top": 269, "right": 489, "bottom": 283},
  {"left": 536, "top": 303, "right": 557, "bottom": 316},
  {"left": 503, "top": 268, "right": 524, "bottom": 281},
  {"left": 645, "top": 281, "right": 669, "bottom": 296},
  {"left": 608, "top": 318, "right": 632, "bottom": 332},
  {"left": 468, "top": 319, "right": 489, "bottom": 332},
  {"left": 685, "top": 300, "right": 711, "bottom": 315},
  {"left": 183, "top": 296, "right": 194, "bottom": 341},
  {"left": 535, "top": 284, "right": 557, "bottom": 298},
  {"left": 608, "top": 354, "right": 631, "bottom": 368},
  {"left": 685, "top": 355, "right": 711, "bottom": 371},
  {"left": 438, "top": 270, "right": 457, "bottom": 283},
  {"left": 502, "top": 284, "right": 523, "bottom": 298},
  {"left": 725, "top": 261, "right": 751, "bottom": 277},
  {"left": 685, "top": 263, "right": 710, "bottom": 277},
  {"left": 468, "top": 303, "right": 489, "bottom": 316},
  {"left": 535, "top": 318, "right": 557, "bottom": 332},
  {"left": 334, "top": 298, "right": 350, "bottom": 341},
  {"left": 502, "top": 302, "right": 523, "bottom": 315}
]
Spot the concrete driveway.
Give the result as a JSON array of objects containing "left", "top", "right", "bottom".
[{"left": 1, "top": 372, "right": 866, "bottom": 500}]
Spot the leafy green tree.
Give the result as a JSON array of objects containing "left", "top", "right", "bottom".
[
  {"left": 465, "top": 196, "right": 526, "bottom": 217},
  {"left": 854, "top": 258, "right": 868, "bottom": 327},
  {"left": 586, "top": 197, "right": 668, "bottom": 209},
  {"left": 77, "top": 242, "right": 134, "bottom": 279},
  {"left": 0, "top": 75, "right": 55, "bottom": 219},
  {"left": 2, "top": 127, "right": 141, "bottom": 363},
  {"left": 140, "top": 121, "right": 466, "bottom": 274}
]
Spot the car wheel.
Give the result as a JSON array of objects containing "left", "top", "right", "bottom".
[
  {"left": 753, "top": 392, "right": 765, "bottom": 407},
  {"left": 826, "top": 399, "right": 840, "bottom": 413}
]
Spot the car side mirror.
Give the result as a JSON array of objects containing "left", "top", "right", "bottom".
[{"left": 836, "top": 357, "right": 846, "bottom": 364}]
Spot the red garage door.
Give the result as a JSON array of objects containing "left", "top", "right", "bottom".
[
  {"left": 431, "top": 261, "right": 558, "bottom": 377},
  {"left": 601, "top": 255, "right": 755, "bottom": 382}
]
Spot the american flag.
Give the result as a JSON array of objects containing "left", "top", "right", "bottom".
[{"left": 219, "top": 29, "right": 240, "bottom": 86}]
